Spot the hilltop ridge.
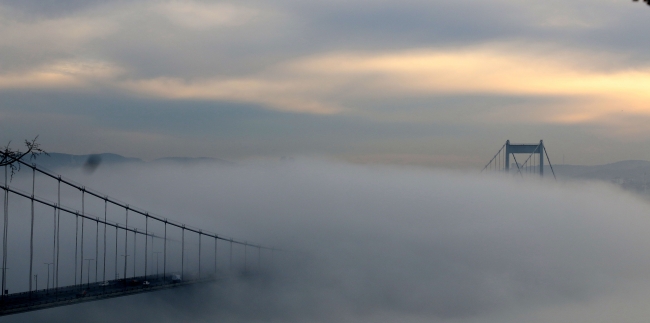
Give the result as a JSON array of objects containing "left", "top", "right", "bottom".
[{"left": 28, "top": 153, "right": 233, "bottom": 170}]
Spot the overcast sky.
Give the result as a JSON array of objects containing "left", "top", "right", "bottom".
[{"left": 1, "top": 0, "right": 649, "bottom": 167}]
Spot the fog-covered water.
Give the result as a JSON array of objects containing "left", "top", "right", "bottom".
[{"left": 5, "top": 159, "right": 650, "bottom": 323}]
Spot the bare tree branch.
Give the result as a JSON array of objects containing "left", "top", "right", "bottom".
[{"left": 0, "top": 136, "right": 48, "bottom": 179}]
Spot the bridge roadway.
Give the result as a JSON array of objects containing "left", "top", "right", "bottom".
[{"left": 0, "top": 275, "right": 217, "bottom": 316}]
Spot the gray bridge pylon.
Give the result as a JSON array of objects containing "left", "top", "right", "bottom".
[{"left": 482, "top": 140, "right": 556, "bottom": 179}]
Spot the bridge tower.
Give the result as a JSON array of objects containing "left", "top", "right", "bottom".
[
  {"left": 505, "top": 140, "right": 544, "bottom": 176},
  {"left": 482, "top": 139, "right": 556, "bottom": 179}
]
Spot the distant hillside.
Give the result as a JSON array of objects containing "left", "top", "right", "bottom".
[
  {"left": 547, "top": 161, "right": 650, "bottom": 196},
  {"left": 152, "top": 157, "right": 234, "bottom": 165},
  {"left": 29, "top": 153, "right": 233, "bottom": 170},
  {"left": 551, "top": 160, "right": 650, "bottom": 180},
  {"left": 30, "top": 153, "right": 143, "bottom": 170}
]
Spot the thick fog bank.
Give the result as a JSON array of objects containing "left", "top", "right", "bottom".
[{"left": 7, "top": 160, "right": 650, "bottom": 323}]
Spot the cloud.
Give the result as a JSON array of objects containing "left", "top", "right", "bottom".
[
  {"left": 1, "top": 0, "right": 648, "bottom": 121},
  {"left": 4, "top": 31, "right": 650, "bottom": 123},
  {"left": 121, "top": 77, "right": 343, "bottom": 114},
  {"left": 0, "top": 4, "right": 118, "bottom": 73},
  {"left": 118, "top": 44, "right": 650, "bottom": 125},
  {"left": 1, "top": 0, "right": 650, "bottom": 165},
  {"left": 0, "top": 60, "right": 122, "bottom": 90},
  {"left": 6, "top": 42, "right": 650, "bottom": 122},
  {"left": 156, "top": 1, "right": 260, "bottom": 30}
]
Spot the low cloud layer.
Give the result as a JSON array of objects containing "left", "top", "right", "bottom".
[{"left": 5, "top": 160, "right": 650, "bottom": 322}]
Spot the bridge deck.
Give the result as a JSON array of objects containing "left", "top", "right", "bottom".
[{"left": 0, "top": 275, "right": 217, "bottom": 317}]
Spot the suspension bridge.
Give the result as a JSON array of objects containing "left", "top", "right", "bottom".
[
  {"left": 0, "top": 140, "right": 556, "bottom": 316},
  {"left": 0, "top": 157, "right": 275, "bottom": 316},
  {"left": 482, "top": 140, "right": 557, "bottom": 179}
]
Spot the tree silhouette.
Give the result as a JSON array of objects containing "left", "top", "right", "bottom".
[
  {"left": 633, "top": 0, "right": 650, "bottom": 6},
  {"left": 1, "top": 136, "right": 47, "bottom": 178}
]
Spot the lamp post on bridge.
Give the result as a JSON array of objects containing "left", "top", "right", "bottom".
[
  {"left": 0, "top": 268, "right": 7, "bottom": 297},
  {"left": 44, "top": 263, "right": 52, "bottom": 294},
  {"left": 153, "top": 252, "right": 161, "bottom": 279},
  {"left": 85, "top": 259, "right": 94, "bottom": 288},
  {"left": 120, "top": 255, "right": 129, "bottom": 282}
]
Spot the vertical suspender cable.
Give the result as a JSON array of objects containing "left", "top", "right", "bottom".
[
  {"left": 47, "top": 204, "right": 57, "bottom": 288},
  {"left": 95, "top": 217, "right": 98, "bottom": 283},
  {"left": 149, "top": 235, "right": 152, "bottom": 277},
  {"left": 52, "top": 206, "right": 56, "bottom": 289},
  {"left": 145, "top": 232, "right": 152, "bottom": 276},
  {"left": 145, "top": 214, "right": 148, "bottom": 280},
  {"left": 198, "top": 231, "right": 201, "bottom": 279},
  {"left": 124, "top": 206, "right": 128, "bottom": 281},
  {"left": 163, "top": 220, "right": 167, "bottom": 280},
  {"left": 55, "top": 177, "right": 61, "bottom": 289},
  {"left": 114, "top": 225, "right": 118, "bottom": 280},
  {"left": 29, "top": 167, "right": 35, "bottom": 293},
  {"left": 29, "top": 167, "right": 35, "bottom": 292},
  {"left": 214, "top": 237, "right": 217, "bottom": 275},
  {"left": 133, "top": 229, "right": 137, "bottom": 278},
  {"left": 152, "top": 235, "right": 155, "bottom": 277},
  {"left": 481, "top": 143, "right": 506, "bottom": 173},
  {"left": 150, "top": 235, "right": 153, "bottom": 277},
  {"left": 2, "top": 166, "right": 8, "bottom": 296},
  {"left": 80, "top": 189, "right": 85, "bottom": 287},
  {"left": 75, "top": 212, "right": 78, "bottom": 287},
  {"left": 103, "top": 199, "right": 107, "bottom": 284},
  {"left": 181, "top": 226, "right": 185, "bottom": 279}
]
